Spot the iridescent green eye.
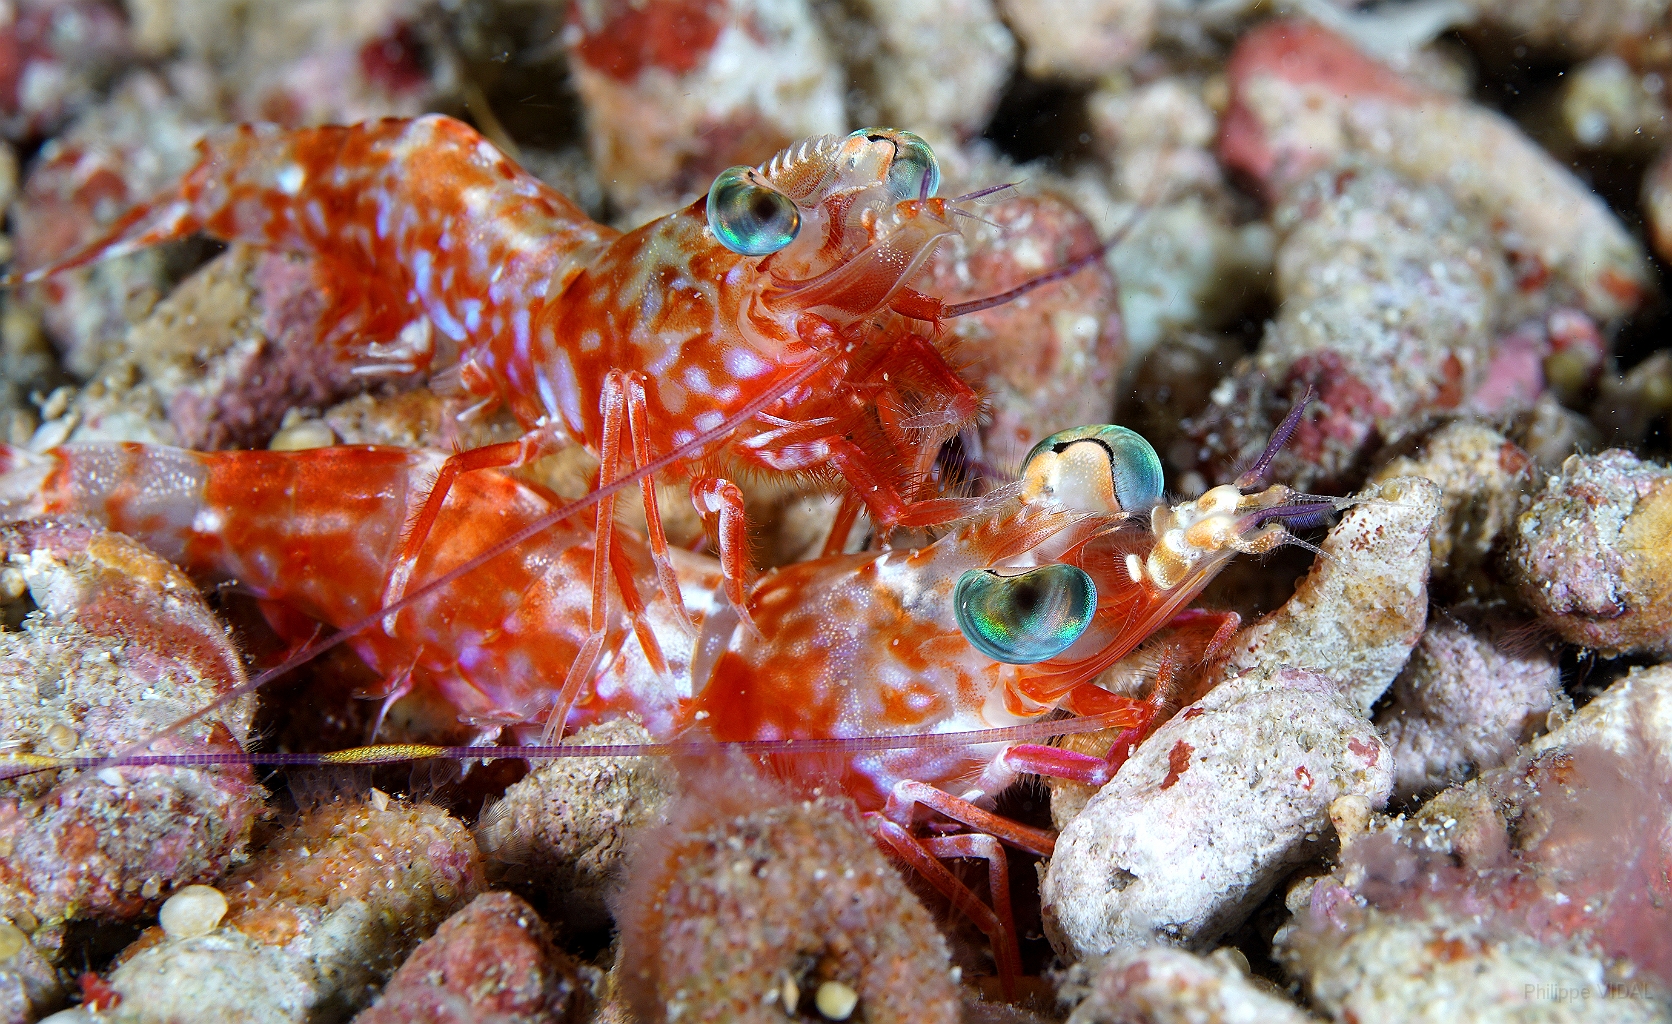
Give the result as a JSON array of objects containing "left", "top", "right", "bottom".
[
  {"left": 707, "top": 166, "right": 800, "bottom": 256},
  {"left": 955, "top": 564, "right": 1096, "bottom": 664},
  {"left": 881, "top": 130, "right": 940, "bottom": 200},
  {"left": 1023, "top": 424, "right": 1165, "bottom": 512}
]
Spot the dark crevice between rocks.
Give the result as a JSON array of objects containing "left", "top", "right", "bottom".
[{"left": 981, "top": 72, "right": 1096, "bottom": 173}]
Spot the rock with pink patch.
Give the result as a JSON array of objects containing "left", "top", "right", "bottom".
[
  {"left": 564, "top": 0, "right": 845, "bottom": 217},
  {"left": 12, "top": 70, "right": 218, "bottom": 379},
  {"left": 1220, "top": 18, "right": 1651, "bottom": 326},
  {"left": 1180, "top": 160, "right": 1495, "bottom": 489},
  {"left": 0, "top": 520, "right": 262, "bottom": 963},
  {"left": 0, "top": 0, "right": 130, "bottom": 142},
  {"left": 352, "top": 892, "right": 589, "bottom": 1024},
  {"left": 1041, "top": 667, "right": 1393, "bottom": 962}
]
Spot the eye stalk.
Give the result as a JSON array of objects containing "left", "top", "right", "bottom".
[
  {"left": 707, "top": 166, "right": 801, "bottom": 256},
  {"left": 955, "top": 564, "right": 1096, "bottom": 664},
  {"left": 1021, "top": 424, "right": 1165, "bottom": 515}
]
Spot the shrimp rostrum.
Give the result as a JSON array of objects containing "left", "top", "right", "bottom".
[
  {"left": 0, "top": 413, "right": 1342, "bottom": 995},
  {"left": 20, "top": 116, "right": 1056, "bottom": 718}
]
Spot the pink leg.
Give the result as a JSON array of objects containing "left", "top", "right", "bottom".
[
  {"left": 382, "top": 422, "right": 571, "bottom": 616},
  {"left": 868, "top": 816, "right": 1023, "bottom": 1001},
  {"left": 690, "top": 477, "right": 758, "bottom": 636},
  {"left": 362, "top": 665, "right": 415, "bottom": 744},
  {"left": 607, "top": 539, "right": 669, "bottom": 678},
  {"left": 541, "top": 371, "right": 631, "bottom": 743},
  {"left": 622, "top": 372, "right": 696, "bottom": 635},
  {"left": 820, "top": 492, "right": 864, "bottom": 557},
  {"left": 883, "top": 779, "right": 1056, "bottom": 857}
]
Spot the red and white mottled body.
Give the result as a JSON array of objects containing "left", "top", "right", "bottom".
[
  {"left": 0, "top": 431, "right": 1321, "bottom": 809},
  {"left": 27, "top": 114, "right": 993, "bottom": 729},
  {"left": 0, "top": 442, "right": 713, "bottom": 739},
  {"left": 29, "top": 115, "right": 978, "bottom": 523}
]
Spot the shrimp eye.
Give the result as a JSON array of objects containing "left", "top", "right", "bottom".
[
  {"left": 881, "top": 130, "right": 941, "bottom": 200},
  {"left": 707, "top": 166, "right": 801, "bottom": 256},
  {"left": 1023, "top": 424, "right": 1165, "bottom": 513},
  {"left": 955, "top": 564, "right": 1096, "bottom": 664}
]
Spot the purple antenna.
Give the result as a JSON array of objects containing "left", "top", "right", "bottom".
[
  {"left": 1235, "top": 386, "right": 1313, "bottom": 491},
  {"left": 950, "top": 182, "right": 1022, "bottom": 204}
]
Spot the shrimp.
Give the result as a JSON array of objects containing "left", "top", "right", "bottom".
[
  {"left": 0, "top": 410, "right": 1341, "bottom": 996},
  {"left": 18, "top": 116, "right": 1091, "bottom": 730}
]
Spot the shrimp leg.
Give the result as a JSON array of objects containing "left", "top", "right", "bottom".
[{"left": 869, "top": 816, "right": 1025, "bottom": 1000}]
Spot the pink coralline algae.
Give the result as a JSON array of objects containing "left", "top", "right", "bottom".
[
  {"left": 352, "top": 892, "right": 589, "bottom": 1024},
  {"left": 0, "top": 520, "right": 261, "bottom": 963}
]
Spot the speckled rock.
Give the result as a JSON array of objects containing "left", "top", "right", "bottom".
[
  {"left": 1180, "top": 165, "right": 1510, "bottom": 491},
  {"left": 475, "top": 719, "right": 677, "bottom": 936},
  {"left": 127, "top": 0, "right": 459, "bottom": 126},
  {"left": 1221, "top": 18, "right": 1652, "bottom": 325},
  {"left": 1213, "top": 476, "right": 1442, "bottom": 716},
  {"left": 34, "top": 243, "right": 390, "bottom": 451},
  {"left": 0, "top": 520, "right": 261, "bottom": 961},
  {"left": 1105, "top": 199, "right": 1274, "bottom": 364},
  {"left": 1528, "top": 663, "right": 1672, "bottom": 760},
  {"left": 1463, "top": 0, "right": 1672, "bottom": 57},
  {"left": 12, "top": 71, "right": 218, "bottom": 379},
  {"left": 564, "top": 0, "right": 845, "bottom": 216},
  {"left": 830, "top": 0, "right": 1014, "bottom": 146},
  {"left": 1041, "top": 667, "right": 1394, "bottom": 962},
  {"left": 0, "top": 919, "right": 63, "bottom": 1023},
  {"left": 1372, "top": 421, "right": 1537, "bottom": 600},
  {"left": 1375, "top": 604, "right": 1567, "bottom": 801},
  {"left": 1507, "top": 449, "right": 1672, "bottom": 657},
  {"left": 1557, "top": 55, "right": 1668, "bottom": 156},
  {"left": 1058, "top": 946, "right": 1320, "bottom": 1023},
  {"left": 612, "top": 758, "right": 960, "bottom": 1023},
  {"left": 1595, "top": 351, "right": 1672, "bottom": 449},
  {"left": 351, "top": 892, "right": 589, "bottom": 1024},
  {"left": 1088, "top": 78, "right": 1225, "bottom": 204},
  {"left": 1515, "top": 392, "right": 1605, "bottom": 471},
  {"left": 1645, "top": 146, "right": 1672, "bottom": 268},
  {"left": 996, "top": 0, "right": 1155, "bottom": 80},
  {"left": 62, "top": 796, "right": 484, "bottom": 1024},
  {"left": 0, "top": 0, "right": 130, "bottom": 142},
  {"left": 1281, "top": 908, "right": 1668, "bottom": 1024}
]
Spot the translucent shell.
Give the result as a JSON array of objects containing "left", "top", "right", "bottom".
[
  {"left": 873, "top": 129, "right": 941, "bottom": 200},
  {"left": 954, "top": 564, "right": 1097, "bottom": 664},
  {"left": 707, "top": 166, "right": 801, "bottom": 256},
  {"left": 1022, "top": 424, "right": 1165, "bottom": 514}
]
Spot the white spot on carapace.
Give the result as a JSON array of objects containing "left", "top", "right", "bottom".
[
  {"left": 1125, "top": 552, "right": 1144, "bottom": 583},
  {"left": 192, "top": 508, "right": 225, "bottom": 535},
  {"left": 275, "top": 164, "right": 306, "bottom": 196},
  {"left": 547, "top": 351, "right": 584, "bottom": 430}
]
